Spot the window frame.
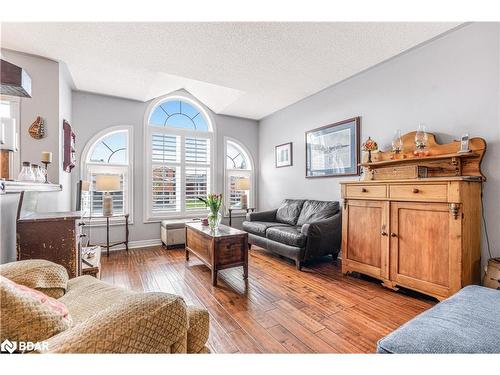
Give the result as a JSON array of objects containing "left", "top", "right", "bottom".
[
  {"left": 223, "top": 137, "right": 255, "bottom": 217},
  {"left": 143, "top": 95, "right": 215, "bottom": 222},
  {"left": 80, "top": 125, "right": 134, "bottom": 225},
  {"left": 0, "top": 95, "right": 21, "bottom": 177}
]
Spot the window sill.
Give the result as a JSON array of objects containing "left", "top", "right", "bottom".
[{"left": 144, "top": 212, "right": 208, "bottom": 224}]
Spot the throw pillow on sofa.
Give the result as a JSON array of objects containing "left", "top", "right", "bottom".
[
  {"left": 0, "top": 275, "right": 72, "bottom": 350},
  {"left": 0, "top": 259, "right": 69, "bottom": 299}
]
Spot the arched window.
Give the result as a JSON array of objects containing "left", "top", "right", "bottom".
[
  {"left": 144, "top": 96, "right": 214, "bottom": 220},
  {"left": 80, "top": 126, "right": 133, "bottom": 219},
  {"left": 224, "top": 138, "right": 254, "bottom": 213}
]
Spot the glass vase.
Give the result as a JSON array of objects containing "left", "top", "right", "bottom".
[{"left": 208, "top": 210, "right": 222, "bottom": 230}]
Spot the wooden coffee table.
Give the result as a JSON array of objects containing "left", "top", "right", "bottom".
[{"left": 185, "top": 222, "right": 248, "bottom": 286}]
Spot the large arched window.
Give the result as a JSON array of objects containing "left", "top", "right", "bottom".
[
  {"left": 144, "top": 96, "right": 214, "bottom": 220},
  {"left": 224, "top": 138, "right": 254, "bottom": 213},
  {"left": 80, "top": 126, "right": 133, "bottom": 219}
]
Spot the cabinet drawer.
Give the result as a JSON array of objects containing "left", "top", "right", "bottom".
[
  {"left": 389, "top": 184, "right": 447, "bottom": 201},
  {"left": 345, "top": 184, "right": 386, "bottom": 198}
]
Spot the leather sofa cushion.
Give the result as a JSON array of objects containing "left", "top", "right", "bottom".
[
  {"left": 266, "top": 226, "right": 307, "bottom": 248},
  {"left": 242, "top": 221, "right": 287, "bottom": 237},
  {"left": 296, "top": 200, "right": 339, "bottom": 226},
  {"left": 276, "top": 199, "right": 305, "bottom": 225}
]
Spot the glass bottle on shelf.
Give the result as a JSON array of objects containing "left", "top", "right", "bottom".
[
  {"left": 32, "top": 164, "right": 46, "bottom": 182},
  {"left": 18, "top": 161, "right": 36, "bottom": 182},
  {"left": 391, "top": 129, "right": 404, "bottom": 159},
  {"left": 414, "top": 123, "right": 429, "bottom": 157}
]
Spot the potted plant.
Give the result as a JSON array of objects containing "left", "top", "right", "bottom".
[{"left": 198, "top": 193, "right": 223, "bottom": 230}]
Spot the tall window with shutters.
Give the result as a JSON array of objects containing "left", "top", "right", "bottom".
[
  {"left": 224, "top": 139, "right": 254, "bottom": 214},
  {"left": 145, "top": 97, "right": 213, "bottom": 220},
  {"left": 81, "top": 126, "right": 133, "bottom": 220}
]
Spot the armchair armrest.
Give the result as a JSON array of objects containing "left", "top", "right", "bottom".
[
  {"left": 43, "top": 292, "right": 189, "bottom": 353},
  {"left": 246, "top": 209, "right": 278, "bottom": 222},
  {"left": 301, "top": 212, "right": 342, "bottom": 260},
  {"left": 186, "top": 305, "right": 210, "bottom": 353},
  {"left": 0, "top": 259, "right": 68, "bottom": 299}
]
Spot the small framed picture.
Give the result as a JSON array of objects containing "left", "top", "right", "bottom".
[
  {"left": 275, "top": 142, "right": 293, "bottom": 168},
  {"left": 458, "top": 133, "right": 470, "bottom": 153}
]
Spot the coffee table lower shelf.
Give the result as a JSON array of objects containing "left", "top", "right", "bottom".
[{"left": 185, "top": 222, "right": 248, "bottom": 286}]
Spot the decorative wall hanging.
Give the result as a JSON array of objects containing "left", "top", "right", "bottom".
[
  {"left": 275, "top": 142, "right": 293, "bottom": 168},
  {"left": 28, "top": 116, "right": 46, "bottom": 139},
  {"left": 63, "top": 119, "right": 76, "bottom": 172},
  {"left": 305, "top": 117, "right": 360, "bottom": 177}
]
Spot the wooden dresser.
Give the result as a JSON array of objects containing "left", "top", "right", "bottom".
[
  {"left": 340, "top": 132, "right": 486, "bottom": 300},
  {"left": 17, "top": 211, "right": 82, "bottom": 278}
]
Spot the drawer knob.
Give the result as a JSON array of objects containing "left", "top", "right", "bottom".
[
  {"left": 381, "top": 231, "right": 388, "bottom": 236},
  {"left": 390, "top": 232, "right": 398, "bottom": 238},
  {"left": 412, "top": 188, "right": 419, "bottom": 193},
  {"left": 361, "top": 188, "right": 368, "bottom": 193}
]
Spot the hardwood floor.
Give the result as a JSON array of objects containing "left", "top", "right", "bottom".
[{"left": 101, "top": 245, "right": 435, "bottom": 353}]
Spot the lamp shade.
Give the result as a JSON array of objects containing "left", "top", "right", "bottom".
[
  {"left": 95, "top": 175, "right": 120, "bottom": 192},
  {"left": 234, "top": 177, "right": 250, "bottom": 191}
]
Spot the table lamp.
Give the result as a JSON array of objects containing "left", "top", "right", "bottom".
[
  {"left": 95, "top": 175, "right": 120, "bottom": 217},
  {"left": 234, "top": 177, "right": 250, "bottom": 209}
]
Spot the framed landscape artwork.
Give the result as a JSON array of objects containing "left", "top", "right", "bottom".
[
  {"left": 305, "top": 117, "right": 360, "bottom": 177},
  {"left": 275, "top": 142, "right": 293, "bottom": 168}
]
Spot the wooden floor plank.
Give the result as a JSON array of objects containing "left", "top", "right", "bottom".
[{"left": 101, "top": 246, "right": 434, "bottom": 353}]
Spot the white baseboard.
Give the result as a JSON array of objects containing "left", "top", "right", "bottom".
[{"left": 105, "top": 238, "right": 162, "bottom": 252}]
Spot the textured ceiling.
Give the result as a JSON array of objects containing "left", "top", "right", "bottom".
[{"left": 0, "top": 22, "right": 460, "bottom": 119}]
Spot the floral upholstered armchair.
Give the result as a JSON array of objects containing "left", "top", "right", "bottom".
[{"left": 0, "top": 259, "right": 210, "bottom": 354}]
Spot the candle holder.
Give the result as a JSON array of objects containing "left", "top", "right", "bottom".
[{"left": 41, "top": 161, "right": 51, "bottom": 183}]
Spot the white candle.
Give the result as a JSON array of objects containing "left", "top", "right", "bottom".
[{"left": 41, "top": 151, "right": 52, "bottom": 163}]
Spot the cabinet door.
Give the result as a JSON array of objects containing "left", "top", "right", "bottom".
[
  {"left": 342, "top": 200, "right": 390, "bottom": 279},
  {"left": 389, "top": 202, "right": 461, "bottom": 298}
]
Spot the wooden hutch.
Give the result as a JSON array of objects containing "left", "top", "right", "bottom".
[{"left": 340, "top": 132, "right": 486, "bottom": 300}]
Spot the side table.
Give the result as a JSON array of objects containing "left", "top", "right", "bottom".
[
  {"left": 228, "top": 207, "right": 255, "bottom": 227},
  {"left": 81, "top": 245, "right": 101, "bottom": 278},
  {"left": 93, "top": 214, "right": 129, "bottom": 257}
]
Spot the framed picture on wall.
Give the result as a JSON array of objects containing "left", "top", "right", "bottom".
[
  {"left": 305, "top": 117, "right": 360, "bottom": 177},
  {"left": 275, "top": 142, "right": 293, "bottom": 168}
]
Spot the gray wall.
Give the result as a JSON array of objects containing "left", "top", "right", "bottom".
[
  {"left": 71, "top": 90, "right": 259, "bottom": 245},
  {"left": 259, "top": 23, "right": 500, "bottom": 266},
  {"left": 0, "top": 51, "right": 73, "bottom": 263}
]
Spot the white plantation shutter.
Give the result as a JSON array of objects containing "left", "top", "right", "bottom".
[
  {"left": 185, "top": 167, "right": 209, "bottom": 210},
  {"left": 146, "top": 120, "right": 213, "bottom": 219},
  {"left": 185, "top": 137, "right": 209, "bottom": 164},
  {"left": 152, "top": 134, "right": 180, "bottom": 163},
  {"left": 151, "top": 133, "right": 181, "bottom": 213},
  {"left": 152, "top": 165, "right": 180, "bottom": 213},
  {"left": 229, "top": 174, "right": 245, "bottom": 207},
  {"left": 185, "top": 137, "right": 210, "bottom": 211}
]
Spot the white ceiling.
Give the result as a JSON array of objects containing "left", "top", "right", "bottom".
[{"left": 1, "top": 22, "right": 461, "bottom": 120}]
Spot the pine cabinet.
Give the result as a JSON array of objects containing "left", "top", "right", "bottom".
[{"left": 340, "top": 179, "right": 482, "bottom": 300}]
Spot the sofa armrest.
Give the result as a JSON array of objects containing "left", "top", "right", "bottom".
[
  {"left": 246, "top": 209, "right": 278, "bottom": 222},
  {"left": 43, "top": 292, "right": 189, "bottom": 353},
  {"left": 301, "top": 211, "right": 342, "bottom": 260},
  {"left": 0, "top": 259, "right": 68, "bottom": 299},
  {"left": 187, "top": 305, "right": 210, "bottom": 353}
]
